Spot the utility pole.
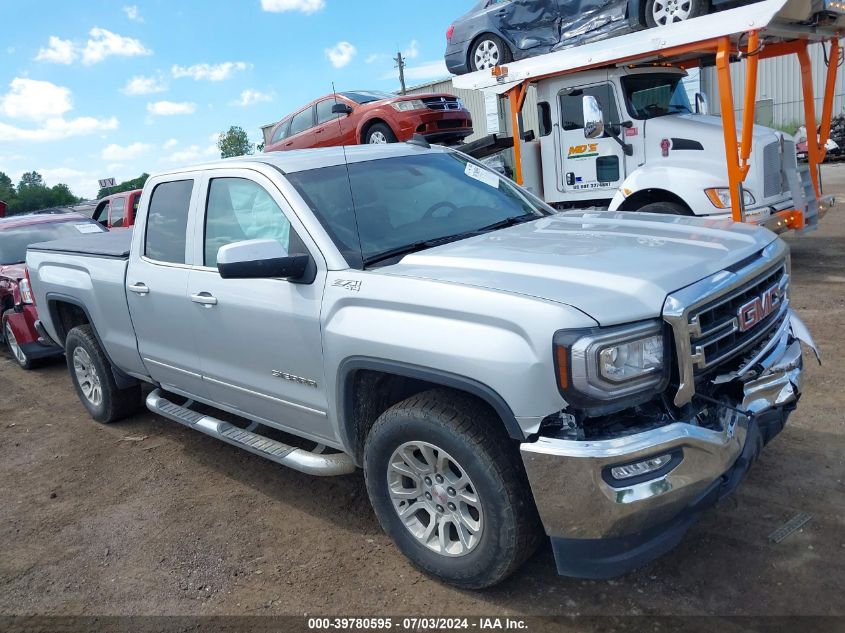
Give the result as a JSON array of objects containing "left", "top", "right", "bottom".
[{"left": 394, "top": 51, "right": 407, "bottom": 95}]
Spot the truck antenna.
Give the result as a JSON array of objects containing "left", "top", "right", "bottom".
[{"left": 332, "top": 82, "right": 364, "bottom": 265}]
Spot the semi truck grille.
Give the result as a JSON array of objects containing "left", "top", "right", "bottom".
[
  {"left": 687, "top": 263, "right": 788, "bottom": 371},
  {"left": 763, "top": 141, "right": 782, "bottom": 198},
  {"left": 422, "top": 96, "right": 462, "bottom": 111}
]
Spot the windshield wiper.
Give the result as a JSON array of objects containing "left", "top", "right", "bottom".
[
  {"left": 477, "top": 214, "right": 537, "bottom": 233},
  {"left": 363, "top": 232, "right": 480, "bottom": 267}
]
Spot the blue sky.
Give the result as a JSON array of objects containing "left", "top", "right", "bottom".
[{"left": 0, "top": 0, "right": 475, "bottom": 198}]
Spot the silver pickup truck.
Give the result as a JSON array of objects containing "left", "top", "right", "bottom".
[{"left": 27, "top": 143, "right": 817, "bottom": 588}]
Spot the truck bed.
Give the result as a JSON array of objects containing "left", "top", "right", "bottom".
[{"left": 28, "top": 229, "right": 131, "bottom": 259}]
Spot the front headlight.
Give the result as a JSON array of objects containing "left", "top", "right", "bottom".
[
  {"left": 554, "top": 321, "right": 669, "bottom": 408},
  {"left": 705, "top": 187, "right": 756, "bottom": 209},
  {"left": 391, "top": 99, "right": 426, "bottom": 112}
]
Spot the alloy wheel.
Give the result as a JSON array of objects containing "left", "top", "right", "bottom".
[
  {"left": 474, "top": 40, "right": 500, "bottom": 71},
  {"left": 387, "top": 441, "right": 484, "bottom": 557},
  {"left": 369, "top": 131, "right": 389, "bottom": 144},
  {"left": 651, "top": 0, "right": 693, "bottom": 25},
  {"left": 73, "top": 347, "right": 103, "bottom": 406},
  {"left": 4, "top": 322, "right": 27, "bottom": 366}
]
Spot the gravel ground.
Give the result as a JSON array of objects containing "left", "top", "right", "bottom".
[{"left": 1, "top": 166, "right": 843, "bottom": 624}]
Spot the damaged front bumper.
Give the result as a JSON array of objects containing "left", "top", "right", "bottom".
[{"left": 520, "top": 309, "right": 816, "bottom": 578}]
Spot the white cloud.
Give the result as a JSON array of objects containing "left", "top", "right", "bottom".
[
  {"left": 171, "top": 62, "right": 249, "bottom": 82},
  {"left": 122, "top": 74, "right": 167, "bottom": 95},
  {"left": 163, "top": 143, "right": 218, "bottom": 164},
  {"left": 260, "top": 0, "right": 325, "bottom": 14},
  {"left": 35, "top": 36, "right": 77, "bottom": 64},
  {"left": 123, "top": 5, "right": 143, "bottom": 22},
  {"left": 163, "top": 138, "right": 178, "bottom": 150},
  {"left": 101, "top": 142, "right": 152, "bottom": 161},
  {"left": 325, "top": 41, "right": 356, "bottom": 69},
  {"left": 381, "top": 60, "right": 449, "bottom": 82},
  {"left": 107, "top": 163, "right": 124, "bottom": 172},
  {"left": 82, "top": 27, "right": 152, "bottom": 65},
  {"left": 147, "top": 101, "right": 197, "bottom": 116},
  {"left": 404, "top": 40, "right": 420, "bottom": 60},
  {"left": 231, "top": 89, "right": 273, "bottom": 107},
  {"left": 0, "top": 116, "right": 119, "bottom": 142},
  {"left": 1, "top": 78, "right": 73, "bottom": 121},
  {"left": 365, "top": 53, "right": 387, "bottom": 64}
]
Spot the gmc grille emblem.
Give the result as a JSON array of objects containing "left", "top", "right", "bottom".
[{"left": 737, "top": 284, "right": 782, "bottom": 333}]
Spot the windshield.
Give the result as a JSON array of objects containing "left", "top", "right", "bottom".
[
  {"left": 340, "top": 90, "right": 395, "bottom": 105},
  {"left": 286, "top": 152, "right": 551, "bottom": 268},
  {"left": 620, "top": 73, "right": 692, "bottom": 120},
  {"left": 0, "top": 219, "right": 105, "bottom": 265}
]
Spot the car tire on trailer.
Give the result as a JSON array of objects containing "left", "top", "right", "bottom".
[
  {"left": 644, "top": 0, "right": 709, "bottom": 28},
  {"left": 635, "top": 201, "right": 693, "bottom": 215},
  {"left": 363, "top": 389, "right": 542, "bottom": 589},
  {"left": 365, "top": 123, "right": 398, "bottom": 145},
  {"left": 65, "top": 324, "right": 142, "bottom": 424},
  {"left": 3, "top": 315, "right": 33, "bottom": 370},
  {"left": 470, "top": 34, "right": 513, "bottom": 72}
]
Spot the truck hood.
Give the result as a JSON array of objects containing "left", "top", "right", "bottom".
[
  {"left": 380, "top": 212, "right": 777, "bottom": 326},
  {"left": 647, "top": 114, "right": 780, "bottom": 147}
]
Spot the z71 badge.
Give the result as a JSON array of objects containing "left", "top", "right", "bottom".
[{"left": 332, "top": 279, "right": 362, "bottom": 292}]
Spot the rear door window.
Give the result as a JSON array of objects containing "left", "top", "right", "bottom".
[
  {"left": 110, "top": 197, "right": 126, "bottom": 227},
  {"left": 144, "top": 180, "right": 194, "bottom": 264},
  {"left": 289, "top": 108, "right": 315, "bottom": 137}
]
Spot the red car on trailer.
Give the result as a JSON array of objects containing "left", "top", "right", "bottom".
[{"left": 0, "top": 212, "right": 106, "bottom": 369}]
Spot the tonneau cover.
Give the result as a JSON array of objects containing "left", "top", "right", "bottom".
[{"left": 28, "top": 229, "right": 132, "bottom": 259}]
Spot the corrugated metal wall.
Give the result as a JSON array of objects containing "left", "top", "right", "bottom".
[
  {"left": 405, "top": 79, "right": 540, "bottom": 142},
  {"left": 700, "top": 42, "right": 844, "bottom": 131}
]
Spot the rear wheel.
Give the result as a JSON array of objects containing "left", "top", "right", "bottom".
[
  {"left": 65, "top": 324, "right": 141, "bottom": 424},
  {"left": 634, "top": 201, "right": 693, "bottom": 216},
  {"left": 365, "top": 123, "right": 398, "bottom": 144},
  {"left": 363, "top": 389, "right": 541, "bottom": 589},
  {"left": 3, "top": 316, "right": 33, "bottom": 370},
  {"left": 470, "top": 34, "right": 513, "bottom": 72},
  {"left": 644, "top": 0, "right": 709, "bottom": 27}
]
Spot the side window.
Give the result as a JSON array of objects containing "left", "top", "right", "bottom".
[
  {"left": 92, "top": 201, "right": 109, "bottom": 225},
  {"left": 204, "top": 178, "right": 304, "bottom": 268},
  {"left": 316, "top": 99, "right": 342, "bottom": 125},
  {"left": 145, "top": 180, "right": 194, "bottom": 264},
  {"left": 289, "top": 108, "right": 315, "bottom": 137},
  {"left": 537, "top": 101, "right": 552, "bottom": 137},
  {"left": 110, "top": 197, "right": 126, "bottom": 228},
  {"left": 560, "top": 84, "right": 621, "bottom": 131},
  {"left": 271, "top": 119, "right": 290, "bottom": 144}
]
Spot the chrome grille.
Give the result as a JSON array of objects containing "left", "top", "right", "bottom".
[
  {"left": 422, "top": 96, "right": 462, "bottom": 111},
  {"left": 763, "top": 141, "right": 781, "bottom": 198},
  {"left": 688, "top": 263, "right": 788, "bottom": 371}
]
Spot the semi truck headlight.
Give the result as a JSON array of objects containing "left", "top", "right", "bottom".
[
  {"left": 705, "top": 188, "right": 756, "bottom": 209},
  {"left": 554, "top": 321, "right": 669, "bottom": 407},
  {"left": 391, "top": 100, "right": 426, "bottom": 112}
]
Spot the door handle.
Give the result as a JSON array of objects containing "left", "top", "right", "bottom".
[
  {"left": 191, "top": 292, "right": 218, "bottom": 308},
  {"left": 129, "top": 283, "right": 149, "bottom": 296}
]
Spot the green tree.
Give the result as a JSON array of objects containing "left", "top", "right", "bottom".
[
  {"left": 50, "top": 183, "right": 78, "bottom": 206},
  {"left": 96, "top": 173, "right": 149, "bottom": 200},
  {"left": 5, "top": 171, "right": 81, "bottom": 215},
  {"left": 218, "top": 126, "right": 254, "bottom": 159},
  {"left": 19, "top": 171, "right": 44, "bottom": 189},
  {"left": 0, "top": 171, "right": 15, "bottom": 203}
]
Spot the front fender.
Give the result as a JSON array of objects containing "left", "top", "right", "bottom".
[{"left": 609, "top": 165, "right": 725, "bottom": 216}]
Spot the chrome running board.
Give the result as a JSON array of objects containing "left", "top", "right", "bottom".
[{"left": 145, "top": 389, "right": 356, "bottom": 476}]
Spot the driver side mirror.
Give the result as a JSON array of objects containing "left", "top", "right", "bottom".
[
  {"left": 217, "top": 239, "right": 310, "bottom": 281},
  {"left": 582, "top": 95, "right": 605, "bottom": 139},
  {"left": 331, "top": 103, "right": 353, "bottom": 116},
  {"left": 695, "top": 92, "right": 709, "bottom": 115}
]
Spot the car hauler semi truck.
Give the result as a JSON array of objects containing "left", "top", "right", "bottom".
[{"left": 453, "top": 0, "right": 843, "bottom": 233}]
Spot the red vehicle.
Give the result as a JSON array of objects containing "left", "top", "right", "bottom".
[
  {"left": 264, "top": 90, "right": 473, "bottom": 152},
  {"left": 91, "top": 189, "right": 142, "bottom": 229},
  {"left": 0, "top": 212, "right": 105, "bottom": 369}
]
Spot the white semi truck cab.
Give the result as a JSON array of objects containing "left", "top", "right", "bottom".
[{"left": 527, "top": 66, "right": 797, "bottom": 219}]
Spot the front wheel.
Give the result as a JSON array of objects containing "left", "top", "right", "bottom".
[
  {"left": 634, "top": 201, "right": 693, "bottom": 216},
  {"left": 470, "top": 34, "right": 513, "bottom": 72},
  {"left": 3, "top": 316, "right": 33, "bottom": 370},
  {"left": 363, "top": 389, "right": 541, "bottom": 589},
  {"left": 365, "top": 123, "right": 398, "bottom": 145},
  {"left": 644, "top": 0, "right": 709, "bottom": 27},
  {"left": 65, "top": 324, "right": 141, "bottom": 424}
]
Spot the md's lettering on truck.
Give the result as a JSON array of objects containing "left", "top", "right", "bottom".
[{"left": 567, "top": 144, "right": 599, "bottom": 160}]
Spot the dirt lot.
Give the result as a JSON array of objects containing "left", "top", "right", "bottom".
[{"left": 1, "top": 167, "right": 844, "bottom": 622}]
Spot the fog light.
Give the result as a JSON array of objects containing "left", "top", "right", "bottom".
[{"left": 610, "top": 454, "right": 673, "bottom": 480}]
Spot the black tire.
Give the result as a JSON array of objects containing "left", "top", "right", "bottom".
[
  {"left": 363, "top": 389, "right": 542, "bottom": 589},
  {"left": 644, "top": 0, "right": 710, "bottom": 28},
  {"left": 469, "top": 34, "right": 513, "bottom": 72},
  {"left": 635, "top": 201, "right": 693, "bottom": 216},
  {"left": 65, "top": 324, "right": 141, "bottom": 424},
  {"left": 2, "top": 314, "right": 33, "bottom": 370},
  {"left": 364, "top": 123, "right": 398, "bottom": 145}
]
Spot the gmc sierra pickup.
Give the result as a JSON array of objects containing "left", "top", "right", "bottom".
[{"left": 26, "top": 143, "right": 817, "bottom": 588}]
